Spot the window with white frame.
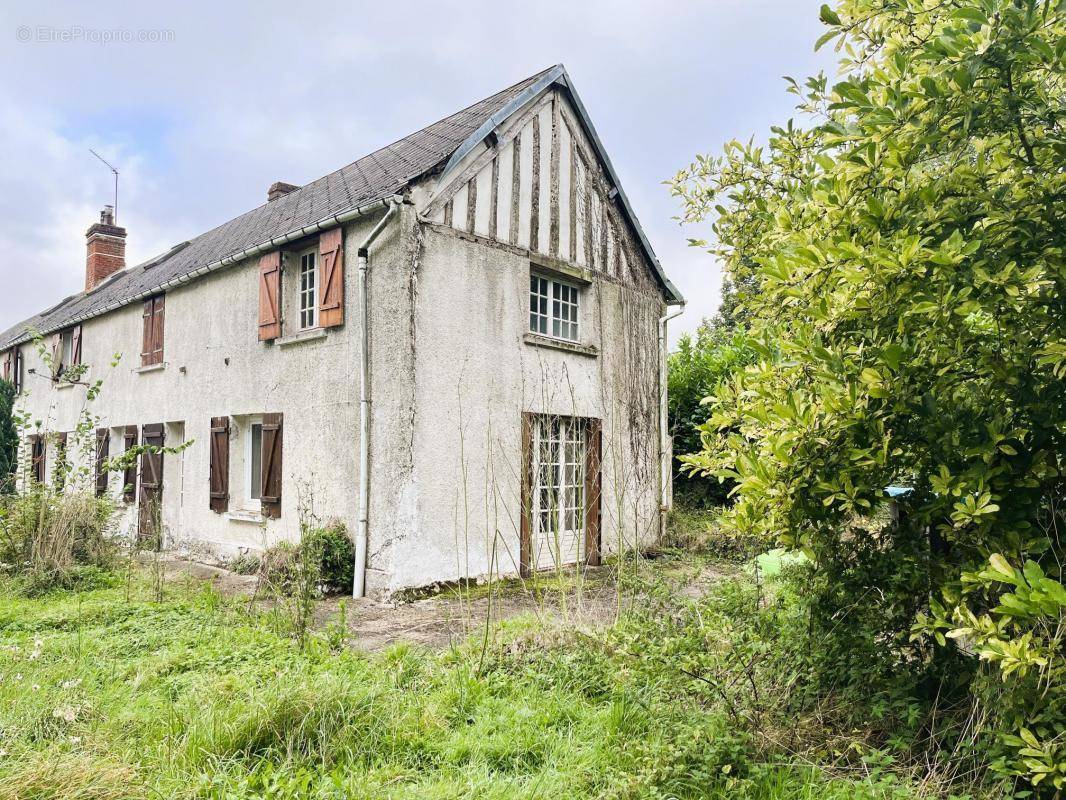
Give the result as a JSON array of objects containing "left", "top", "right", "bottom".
[
  {"left": 529, "top": 273, "right": 579, "bottom": 342},
  {"left": 246, "top": 417, "right": 263, "bottom": 507},
  {"left": 298, "top": 250, "right": 317, "bottom": 330}
]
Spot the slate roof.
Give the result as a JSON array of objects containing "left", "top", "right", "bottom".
[{"left": 0, "top": 66, "right": 558, "bottom": 349}]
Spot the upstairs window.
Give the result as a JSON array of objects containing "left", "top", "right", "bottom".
[
  {"left": 529, "top": 273, "right": 579, "bottom": 342},
  {"left": 52, "top": 326, "right": 82, "bottom": 379},
  {"left": 141, "top": 295, "right": 165, "bottom": 366},
  {"left": 1, "top": 348, "right": 20, "bottom": 392},
  {"left": 298, "top": 250, "right": 317, "bottom": 330}
]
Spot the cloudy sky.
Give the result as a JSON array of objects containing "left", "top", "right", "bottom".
[{"left": 0, "top": 0, "right": 834, "bottom": 344}]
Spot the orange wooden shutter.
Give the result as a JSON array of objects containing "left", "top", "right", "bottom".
[
  {"left": 209, "top": 416, "right": 229, "bottom": 513},
  {"left": 258, "top": 252, "right": 282, "bottom": 341},
  {"left": 95, "top": 428, "right": 109, "bottom": 496},
  {"left": 318, "top": 228, "right": 344, "bottom": 328},
  {"left": 260, "top": 413, "right": 283, "bottom": 518},
  {"left": 584, "top": 418, "right": 602, "bottom": 567},
  {"left": 50, "top": 334, "right": 61, "bottom": 376},
  {"left": 150, "top": 297, "right": 165, "bottom": 364},
  {"left": 71, "top": 325, "right": 82, "bottom": 366}
]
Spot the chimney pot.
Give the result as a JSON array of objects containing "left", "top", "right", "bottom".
[
  {"left": 85, "top": 206, "right": 127, "bottom": 291},
  {"left": 267, "top": 181, "right": 300, "bottom": 202}
]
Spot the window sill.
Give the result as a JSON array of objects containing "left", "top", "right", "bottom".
[
  {"left": 277, "top": 328, "right": 327, "bottom": 348},
  {"left": 523, "top": 332, "right": 598, "bottom": 358},
  {"left": 54, "top": 380, "right": 77, "bottom": 391},
  {"left": 133, "top": 362, "right": 166, "bottom": 374},
  {"left": 224, "top": 509, "right": 264, "bottom": 524}
]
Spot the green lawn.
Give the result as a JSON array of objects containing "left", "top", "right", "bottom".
[{"left": 0, "top": 566, "right": 919, "bottom": 799}]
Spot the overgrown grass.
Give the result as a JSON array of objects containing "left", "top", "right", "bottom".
[{"left": 0, "top": 564, "right": 932, "bottom": 799}]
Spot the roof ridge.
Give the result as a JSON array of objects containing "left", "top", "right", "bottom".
[{"left": 0, "top": 66, "right": 562, "bottom": 348}]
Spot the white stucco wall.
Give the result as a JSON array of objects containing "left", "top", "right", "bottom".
[
  {"left": 11, "top": 212, "right": 399, "bottom": 560},
  {"left": 365, "top": 219, "right": 664, "bottom": 594}
]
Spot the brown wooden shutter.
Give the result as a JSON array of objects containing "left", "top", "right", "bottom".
[
  {"left": 260, "top": 413, "right": 283, "bottom": 518},
  {"left": 258, "top": 252, "right": 282, "bottom": 341},
  {"left": 138, "top": 424, "right": 165, "bottom": 543},
  {"left": 209, "top": 416, "right": 230, "bottom": 513},
  {"left": 584, "top": 418, "right": 602, "bottom": 567},
  {"left": 318, "top": 228, "right": 344, "bottom": 328},
  {"left": 142, "top": 297, "right": 164, "bottom": 366},
  {"left": 71, "top": 325, "right": 82, "bottom": 366},
  {"left": 139, "top": 424, "right": 164, "bottom": 496},
  {"left": 29, "top": 434, "right": 45, "bottom": 484},
  {"left": 123, "top": 425, "right": 137, "bottom": 503},
  {"left": 13, "top": 348, "right": 23, "bottom": 393},
  {"left": 519, "top": 412, "right": 534, "bottom": 577},
  {"left": 95, "top": 428, "right": 110, "bottom": 496},
  {"left": 54, "top": 432, "right": 69, "bottom": 490},
  {"left": 1, "top": 350, "right": 10, "bottom": 382}
]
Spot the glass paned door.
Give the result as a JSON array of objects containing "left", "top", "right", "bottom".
[{"left": 531, "top": 416, "right": 586, "bottom": 569}]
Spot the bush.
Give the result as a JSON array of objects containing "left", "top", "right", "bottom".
[
  {"left": 302, "top": 522, "right": 354, "bottom": 594},
  {"left": 0, "top": 488, "right": 119, "bottom": 595},
  {"left": 663, "top": 503, "right": 764, "bottom": 561},
  {"left": 667, "top": 324, "right": 754, "bottom": 507},
  {"left": 252, "top": 522, "right": 354, "bottom": 597}
]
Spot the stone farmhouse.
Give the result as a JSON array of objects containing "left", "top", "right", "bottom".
[{"left": 0, "top": 65, "right": 684, "bottom": 596}]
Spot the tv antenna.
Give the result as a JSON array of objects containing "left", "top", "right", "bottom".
[{"left": 88, "top": 148, "right": 119, "bottom": 223}]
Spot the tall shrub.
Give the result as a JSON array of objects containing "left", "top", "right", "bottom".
[{"left": 672, "top": 0, "right": 1065, "bottom": 793}]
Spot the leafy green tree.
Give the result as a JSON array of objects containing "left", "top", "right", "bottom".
[
  {"left": 0, "top": 380, "right": 18, "bottom": 493},
  {"left": 672, "top": 0, "right": 1065, "bottom": 792},
  {"left": 668, "top": 323, "right": 754, "bottom": 505}
]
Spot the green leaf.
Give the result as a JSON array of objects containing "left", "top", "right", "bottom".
[{"left": 819, "top": 4, "right": 841, "bottom": 26}]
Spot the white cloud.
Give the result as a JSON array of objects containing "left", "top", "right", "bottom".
[{"left": 0, "top": 0, "right": 834, "bottom": 344}]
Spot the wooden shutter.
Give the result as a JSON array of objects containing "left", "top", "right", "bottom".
[
  {"left": 260, "top": 413, "right": 283, "bottom": 518},
  {"left": 139, "top": 424, "right": 164, "bottom": 490},
  {"left": 519, "top": 413, "right": 534, "bottom": 577},
  {"left": 584, "top": 418, "right": 602, "bottom": 567},
  {"left": 318, "top": 228, "right": 344, "bottom": 328},
  {"left": 258, "top": 252, "right": 282, "bottom": 341},
  {"left": 55, "top": 432, "right": 68, "bottom": 491},
  {"left": 95, "top": 428, "right": 110, "bottom": 496},
  {"left": 13, "top": 348, "right": 23, "bottom": 394},
  {"left": 209, "top": 416, "right": 230, "bottom": 513},
  {"left": 141, "top": 301, "right": 154, "bottom": 365},
  {"left": 142, "top": 297, "right": 164, "bottom": 366},
  {"left": 29, "top": 434, "right": 45, "bottom": 484},
  {"left": 50, "top": 334, "right": 61, "bottom": 377},
  {"left": 1, "top": 350, "right": 10, "bottom": 382},
  {"left": 123, "top": 425, "right": 137, "bottom": 503},
  {"left": 71, "top": 325, "right": 82, "bottom": 366},
  {"left": 150, "top": 297, "right": 164, "bottom": 364}
]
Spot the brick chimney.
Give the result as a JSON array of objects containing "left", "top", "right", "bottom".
[
  {"left": 85, "top": 205, "right": 126, "bottom": 291},
  {"left": 267, "top": 181, "right": 300, "bottom": 202}
]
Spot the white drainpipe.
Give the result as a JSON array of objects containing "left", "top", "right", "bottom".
[
  {"left": 352, "top": 199, "right": 402, "bottom": 599},
  {"left": 658, "top": 302, "right": 686, "bottom": 523}
]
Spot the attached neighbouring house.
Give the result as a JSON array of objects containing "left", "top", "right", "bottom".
[{"left": 0, "top": 65, "right": 684, "bottom": 596}]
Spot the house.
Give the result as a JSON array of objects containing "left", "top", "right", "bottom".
[{"left": 0, "top": 65, "right": 684, "bottom": 596}]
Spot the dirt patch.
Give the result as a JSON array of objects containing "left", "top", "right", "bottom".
[{"left": 157, "top": 555, "right": 732, "bottom": 653}]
